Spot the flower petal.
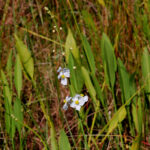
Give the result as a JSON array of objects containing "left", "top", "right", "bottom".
[
  {"left": 63, "top": 104, "right": 68, "bottom": 110},
  {"left": 83, "top": 96, "right": 88, "bottom": 102},
  {"left": 72, "top": 94, "right": 80, "bottom": 101},
  {"left": 79, "top": 99, "right": 86, "bottom": 106},
  {"left": 76, "top": 105, "right": 81, "bottom": 111},
  {"left": 70, "top": 102, "right": 76, "bottom": 108},
  {"left": 61, "top": 78, "right": 67, "bottom": 85},
  {"left": 57, "top": 67, "right": 62, "bottom": 72},
  {"left": 64, "top": 71, "right": 70, "bottom": 78},
  {"left": 66, "top": 96, "right": 72, "bottom": 102},
  {"left": 58, "top": 72, "right": 63, "bottom": 79}
]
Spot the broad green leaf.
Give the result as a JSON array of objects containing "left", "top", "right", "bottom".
[
  {"left": 91, "top": 73, "right": 104, "bottom": 106},
  {"left": 65, "top": 28, "right": 80, "bottom": 64},
  {"left": 14, "top": 34, "right": 34, "bottom": 80},
  {"left": 118, "top": 58, "right": 130, "bottom": 104},
  {"left": 141, "top": 48, "right": 150, "bottom": 102},
  {"left": 108, "top": 116, "right": 118, "bottom": 134},
  {"left": 101, "top": 33, "right": 117, "bottom": 89},
  {"left": 81, "top": 66, "right": 97, "bottom": 105},
  {"left": 108, "top": 106, "right": 126, "bottom": 133},
  {"left": 59, "top": 129, "right": 71, "bottom": 150},
  {"left": 51, "top": 124, "right": 59, "bottom": 150},
  {"left": 82, "top": 10, "right": 97, "bottom": 32},
  {"left": 132, "top": 104, "right": 139, "bottom": 133},
  {"left": 118, "top": 106, "right": 127, "bottom": 122},
  {"left": 128, "top": 74, "right": 142, "bottom": 134},
  {"left": 6, "top": 50, "right": 13, "bottom": 78},
  {"left": 68, "top": 53, "right": 78, "bottom": 92},
  {"left": 1, "top": 70, "right": 12, "bottom": 104},
  {"left": 1, "top": 70, "right": 12, "bottom": 135},
  {"left": 14, "top": 98, "right": 23, "bottom": 135},
  {"left": 132, "top": 96, "right": 142, "bottom": 134},
  {"left": 14, "top": 55, "right": 22, "bottom": 98},
  {"left": 6, "top": 50, "right": 13, "bottom": 93},
  {"left": 68, "top": 53, "right": 84, "bottom": 93},
  {"left": 82, "top": 35, "right": 96, "bottom": 74},
  {"left": 4, "top": 97, "right": 11, "bottom": 135},
  {"left": 69, "top": 84, "right": 76, "bottom": 97},
  {"left": 102, "top": 106, "right": 126, "bottom": 143}
]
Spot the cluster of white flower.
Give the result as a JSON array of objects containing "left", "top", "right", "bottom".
[
  {"left": 57, "top": 67, "right": 88, "bottom": 111},
  {"left": 63, "top": 94, "right": 88, "bottom": 111}
]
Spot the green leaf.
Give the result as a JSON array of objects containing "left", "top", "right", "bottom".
[
  {"left": 1, "top": 70, "right": 12, "bottom": 104},
  {"left": 14, "top": 34, "right": 34, "bottom": 80},
  {"left": 68, "top": 53, "right": 78, "bottom": 92},
  {"left": 141, "top": 48, "right": 150, "bottom": 102},
  {"left": 65, "top": 28, "right": 80, "bottom": 64},
  {"left": 6, "top": 50, "right": 13, "bottom": 84},
  {"left": 6, "top": 50, "right": 13, "bottom": 93},
  {"left": 82, "top": 35, "right": 96, "bottom": 74},
  {"left": 118, "top": 106, "right": 127, "bottom": 122},
  {"left": 68, "top": 53, "right": 84, "bottom": 93},
  {"left": 4, "top": 96, "right": 11, "bottom": 135},
  {"left": 101, "top": 33, "right": 117, "bottom": 89},
  {"left": 69, "top": 84, "right": 76, "bottom": 97},
  {"left": 14, "top": 55, "right": 22, "bottom": 98},
  {"left": 1, "top": 70, "right": 12, "bottom": 135},
  {"left": 91, "top": 73, "right": 104, "bottom": 106},
  {"left": 82, "top": 10, "right": 97, "bottom": 32},
  {"left": 108, "top": 106, "right": 126, "bottom": 133},
  {"left": 132, "top": 96, "right": 142, "bottom": 134},
  {"left": 108, "top": 116, "right": 118, "bottom": 134},
  {"left": 118, "top": 58, "right": 130, "bottom": 104},
  {"left": 14, "top": 98, "right": 23, "bottom": 135},
  {"left": 81, "top": 66, "right": 97, "bottom": 105},
  {"left": 101, "top": 106, "right": 127, "bottom": 143},
  {"left": 51, "top": 124, "right": 59, "bottom": 150},
  {"left": 59, "top": 129, "right": 71, "bottom": 150}
]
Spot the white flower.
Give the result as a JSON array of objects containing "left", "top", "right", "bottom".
[
  {"left": 57, "top": 67, "right": 62, "bottom": 72},
  {"left": 63, "top": 96, "right": 72, "bottom": 110},
  {"left": 70, "top": 94, "right": 88, "bottom": 111},
  {"left": 58, "top": 67, "right": 70, "bottom": 85}
]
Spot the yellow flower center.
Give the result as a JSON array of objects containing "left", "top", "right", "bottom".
[
  {"left": 61, "top": 74, "right": 65, "bottom": 78},
  {"left": 80, "top": 94, "right": 84, "bottom": 97},
  {"left": 63, "top": 99, "right": 67, "bottom": 103},
  {"left": 75, "top": 100, "right": 79, "bottom": 105}
]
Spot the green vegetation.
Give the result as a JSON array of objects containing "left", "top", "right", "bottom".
[{"left": 0, "top": 0, "right": 150, "bottom": 149}]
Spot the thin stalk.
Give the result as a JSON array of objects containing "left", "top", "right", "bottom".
[
  {"left": 112, "top": 89, "right": 124, "bottom": 150},
  {"left": 32, "top": 80, "right": 58, "bottom": 150},
  {"left": 88, "top": 102, "right": 99, "bottom": 146},
  {"left": 64, "top": 115, "right": 77, "bottom": 148},
  {"left": 20, "top": 27, "right": 65, "bottom": 47},
  {"left": 77, "top": 112, "right": 89, "bottom": 150}
]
